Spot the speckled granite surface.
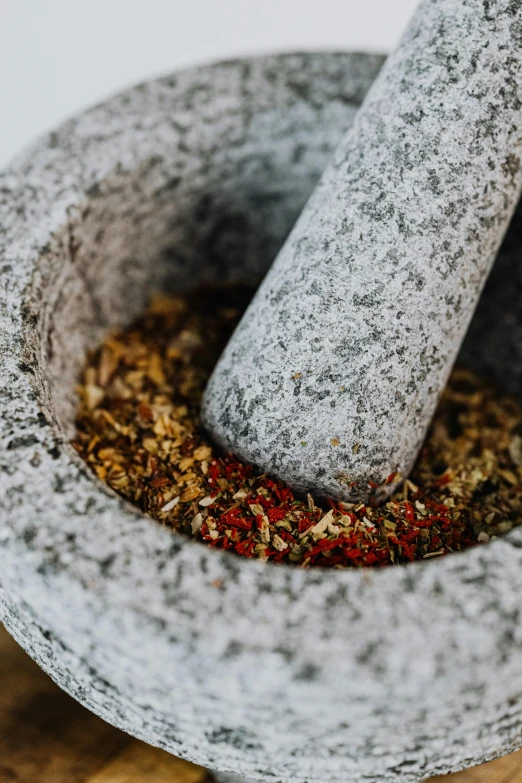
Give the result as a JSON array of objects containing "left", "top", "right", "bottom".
[
  {"left": 2, "top": 52, "right": 522, "bottom": 783},
  {"left": 203, "top": 0, "right": 522, "bottom": 502}
]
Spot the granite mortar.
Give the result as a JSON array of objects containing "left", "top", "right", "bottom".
[{"left": 2, "top": 53, "right": 522, "bottom": 783}]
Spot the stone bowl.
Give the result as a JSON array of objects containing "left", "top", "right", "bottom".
[{"left": 2, "top": 52, "right": 522, "bottom": 783}]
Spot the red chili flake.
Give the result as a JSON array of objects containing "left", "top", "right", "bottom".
[
  {"left": 298, "top": 515, "right": 312, "bottom": 533},
  {"left": 403, "top": 502, "right": 416, "bottom": 523},
  {"left": 224, "top": 517, "right": 252, "bottom": 531},
  {"left": 307, "top": 538, "right": 342, "bottom": 559},
  {"left": 251, "top": 495, "right": 271, "bottom": 509},
  {"left": 401, "top": 543, "right": 416, "bottom": 561},
  {"left": 267, "top": 507, "right": 287, "bottom": 522}
]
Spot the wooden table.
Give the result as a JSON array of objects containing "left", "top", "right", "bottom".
[{"left": 1, "top": 624, "right": 520, "bottom": 783}]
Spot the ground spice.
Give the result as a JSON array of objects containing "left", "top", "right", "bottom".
[{"left": 73, "top": 287, "right": 522, "bottom": 569}]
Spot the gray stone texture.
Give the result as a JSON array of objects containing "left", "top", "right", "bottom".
[
  {"left": 202, "top": 0, "right": 522, "bottom": 502},
  {"left": 2, "top": 52, "right": 522, "bottom": 783}
]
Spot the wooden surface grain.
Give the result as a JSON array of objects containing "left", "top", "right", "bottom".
[{"left": 0, "top": 623, "right": 520, "bottom": 783}]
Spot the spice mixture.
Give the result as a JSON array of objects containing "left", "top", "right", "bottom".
[{"left": 73, "top": 287, "right": 522, "bottom": 568}]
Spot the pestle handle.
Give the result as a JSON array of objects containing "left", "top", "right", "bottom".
[{"left": 202, "top": 0, "right": 522, "bottom": 501}]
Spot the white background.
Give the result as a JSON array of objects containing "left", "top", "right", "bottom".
[{"left": 0, "top": 0, "right": 417, "bottom": 169}]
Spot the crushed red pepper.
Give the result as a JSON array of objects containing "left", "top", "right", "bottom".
[{"left": 73, "top": 287, "right": 522, "bottom": 568}]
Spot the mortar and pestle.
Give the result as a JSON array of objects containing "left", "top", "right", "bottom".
[{"left": 2, "top": 1, "right": 522, "bottom": 782}]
